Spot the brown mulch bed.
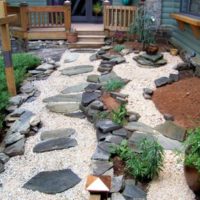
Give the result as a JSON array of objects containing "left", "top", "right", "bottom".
[
  {"left": 101, "top": 93, "right": 120, "bottom": 111},
  {"left": 152, "top": 77, "right": 200, "bottom": 129}
]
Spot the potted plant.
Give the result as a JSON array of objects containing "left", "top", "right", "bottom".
[
  {"left": 67, "top": 27, "right": 78, "bottom": 43},
  {"left": 113, "top": 31, "right": 125, "bottom": 44},
  {"left": 184, "top": 128, "right": 200, "bottom": 193},
  {"left": 93, "top": 2, "right": 102, "bottom": 22}
]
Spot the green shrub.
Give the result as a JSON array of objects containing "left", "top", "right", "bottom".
[
  {"left": 111, "top": 104, "right": 127, "bottom": 125},
  {"left": 111, "top": 138, "right": 164, "bottom": 182},
  {"left": 103, "top": 79, "right": 125, "bottom": 92},
  {"left": 126, "top": 139, "right": 164, "bottom": 181},
  {"left": 184, "top": 128, "right": 200, "bottom": 172},
  {"left": 113, "top": 45, "right": 125, "bottom": 52},
  {"left": 0, "top": 53, "right": 41, "bottom": 128}
]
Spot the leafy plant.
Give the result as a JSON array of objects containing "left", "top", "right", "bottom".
[
  {"left": 93, "top": 2, "right": 102, "bottom": 16},
  {"left": 110, "top": 139, "right": 132, "bottom": 160},
  {"left": 103, "top": 79, "right": 125, "bottom": 92},
  {"left": 184, "top": 128, "right": 200, "bottom": 172},
  {"left": 0, "top": 53, "right": 41, "bottom": 128},
  {"left": 126, "top": 139, "right": 164, "bottom": 181},
  {"left": 111, "top": 104, "right": 127, "bottom": 125},
  {"left": 113, "top": 44, "right": 125, "bottom": 53},
  {"left": 113, "top": 31, "right": 125, "bottom": 43},
  {"left": 129, "top": 3, "right": 156, "bottom": 49},
  {"left": 96, "top": 111, "right": 111, "bottom": 120},
  {"left": 111, "top": 138, "right": 164, "bottom": 182}
]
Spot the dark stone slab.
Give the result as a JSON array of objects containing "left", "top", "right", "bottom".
[
  {"left": 169, "top": 74, "right": 179, "bottom": 83},
  {"left": 66, "top": 111, "right": 86, "bottom": 119},
  {"left": 0, "top": 153, "right": 9, "bottom": 164},
  {"left": 163, "top": 113, "right": 174, "bottom": 121},
  {"left": 98, "top": 142, "right": 115, "bottom": 153},
  {"left": 112, "top": 128, "right": 128, "bottom": 138},
  {"left": 87, "top": 74, "right": 100, "bottom": 83},
  {"left": 91, "top": 146, "right": 110, "bottom": 161},
  {"left": 98, "top": 72, "right": 123, "bottom": 83},
  {"left": 123, "top": 179, "right": 146, "bottom": 199},
  {"left": 155, "top": 121, "right": 186, "bottom": 142},
  {"left": 81, "top": 92, "right": 101, "bottom": 107},
  {"left": 33, "top": 138, "right": 77, "bottom": 153},
  {"left": 90, "top": 100, "right": 104, "bottom": 110},
  {"left": 4, "top": 138, "right": 25, "bottom": 157},
  {"left": 96, "top": 130, "right": 111, "bottom": 142},
  {"left": 111, "top": 175, "right": 124, "bottom": 193},
  {"left": 141, "top": 53, "right": 163, "bottom": 62},
  {"left": 84, "top": 83, "right": 101, "bottom": 92},
  {"left": 105, "top": 135, "right": 124, "bottom": 145},
  {"left": 23, "top": 169, "right": 81, "bottom": 194},
  {"left": 96, "top": 120, "right": 122, "bottom": 133},
  {"left": 154, "top": 77, "right": 169, "bottom": 87},
  {"left": 0, "top": 161, "right": 4, "bottom": 173},
  {"left": 92, "top": 160, "right": 113, "bottom": 176},
  {"left": 143, "top": 88, "right": 153, "bottom": 95}
]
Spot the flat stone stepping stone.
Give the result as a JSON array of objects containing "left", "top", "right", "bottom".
[
  {"left": 81, "top": 92, "right": 101, "bottom": 106},
  {"left": 111, "top": 175, "right": 124, "bottom": 193},
  {"left": 4, "top": 138, "right": 25, "bottom": 157},
  {"left": 129, "top": 131, "right": 182, "bottom": 151},
  {"left": 141, "top": 52, "right": 163, "bottom": 62},
  {"left": 84, "top": 84, "right": 101, "bottom": 92},
  {"left": 66, "top": 111, "right": 86, "bottom": 119},
  {"left": 61, "top": 83, "right": 88, "bottom": 94},
  {"left": 105, "top": 135, "right": 124, "bottom": 145},
  {"left": 61, "top": 65, "right": 94, "bottom": 76},
  {"left": 99, "top": 72, "right": 123, "bottom": 83},
  {"left": 155, "top": 121, "right": 186, "bottom": 142},
  {"left": 111, "top": 193, "right": 126, "bottom": 200},
  {"left": 40, "top": 128, "right": 75, "bottom": 141},
  {"left": 112, "top": 128, "right": 128, "bottom": 138},
  {"left": 33, "top": 137, "right": 77, "bottom": 153},
  {"left": 91, "top": 147, "right": 110, "bottom": 161},
  {"left": 0, "top": 162, "right": 5, "bottom": 173},
  {"left": 4, "top": 132, "right": 24, "bottom": 146},
  {"left": 92, "top": 160, "right": 113, "bottom": 175},
  {"left": 154, "top": 77, "right": 169, "bottom": 87},
  {"left": 23, "top": 169, "right": 81, "bottom": 194},
  {"left": 96, "top": 120, "right": 122, "bottom": 133},
  {"left": 43, "top": 94, "right": 82, "bottom": 103},
  {"left": 64, "top": 52, "right": 79, "bottom": 63},
  {"left": 123, "top": 179, "right": 146, "bottom": 199},
  {"left": 0, "top": 153, "right": 9, "bottom": 164},
  {"left": 87, "top": 74, "right": 100, "bottom": 83},
  {"left": 36, "top": 63, "right": 54, "bottom": 71},
  {"left": 125, "top": 122, "right": 157, "bottom": 135},
  {"left": 46, "top": 102, "right": 80, "bottom": 115}
]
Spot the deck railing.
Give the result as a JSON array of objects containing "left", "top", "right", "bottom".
[
  {"left": 104, "top": 5, "right": 137, "bottom": 31},
  {"left": 6, "top": 2, "right": 71, "bottom": 40}
]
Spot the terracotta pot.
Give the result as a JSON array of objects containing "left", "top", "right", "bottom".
[
  {"left": 145, "top": 44, "right": 159, "bottom": 55},
  {"left": 67, "top": 32, "right": 78, "bottom": 43},
  {"left": 170, "top": 48, "right": 179, "bottom": 56},
  {"left": 184, "top": 165, "right": 200, "bottom": 192}
]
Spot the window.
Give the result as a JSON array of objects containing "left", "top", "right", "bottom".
[{"left": 180, "top": 0, "right": 200, "bottom": 16}]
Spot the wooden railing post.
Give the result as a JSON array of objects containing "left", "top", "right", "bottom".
[
  {"left": 103, "top": 0, "right": 110, "bottom": 30},
  {"left": 64, "top": 0, "right": 71, "bottom": 34},
  {"left": 19, "top": 2, "right": 28, "bottom": 32},
  {"left": 0, "top": 0, "right": 16, "bottom": 96}
]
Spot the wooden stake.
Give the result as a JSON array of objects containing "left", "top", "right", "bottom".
[{"left": 0, "top": 0, "right": 16, "bottom": 96}]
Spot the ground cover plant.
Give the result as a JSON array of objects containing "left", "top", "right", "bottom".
[
  {"left": 113, "top": 44, "right": 125, "bottom": 53},
  {"left": 111, "top": 104, "right": 128, "bottom": 125},
  {"left": 103, "top": 79, "right": 125, "bottom": 92},
  {"left": 184, "top": 128, "right": 200, "bottom": 172},
  {"left": 111, "top": 139, "right": 164, "bottom": 182},
  {"left": 0, "top": 53, "right": 41, "bottom": 128}
]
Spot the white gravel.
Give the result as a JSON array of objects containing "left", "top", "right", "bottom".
[{"left": 0, "top": 50, "right": 195, "bottom": 200}]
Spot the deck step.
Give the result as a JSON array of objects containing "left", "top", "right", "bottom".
[
  {"left": 78, "top": 35, "right": 105, "bottom": 43},
  {"left": 77, "top": 31, "right": 105, "bottom": 36},
  {"left": 68, "top": 41, "right": 105, "bottom": 49}
]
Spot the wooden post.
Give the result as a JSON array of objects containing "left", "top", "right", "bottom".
[
  {"left": 64, "top": 0, "right": 71, "bottom": 35},
  {"left": 103, "top": 0, "right": 110, "bottom": 31},
  {"left": 0, "top": 0, "right": 16, "bottom": 96}
]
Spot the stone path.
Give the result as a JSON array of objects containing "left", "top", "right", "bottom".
[{"left": 0, "top": 48, "right": 195, "bottom": 200}]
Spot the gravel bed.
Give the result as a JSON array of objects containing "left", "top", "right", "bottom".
[{"left": 0, "top": 50, "right": 195, "bottom": 200}]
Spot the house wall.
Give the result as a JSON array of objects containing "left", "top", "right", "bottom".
[
  {"left": 7, "top": 0, "right": 46, "bottom": 6},
  {"left": 161, "top": 0, "right": 200, "bottom": 57}
]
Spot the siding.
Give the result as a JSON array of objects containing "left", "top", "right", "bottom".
[
  {"left": 7, "top": 0, "right": 46, "bottom": 6},
  {"left": 161, "top": 0, "right": 200, "bottom": 57}
]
